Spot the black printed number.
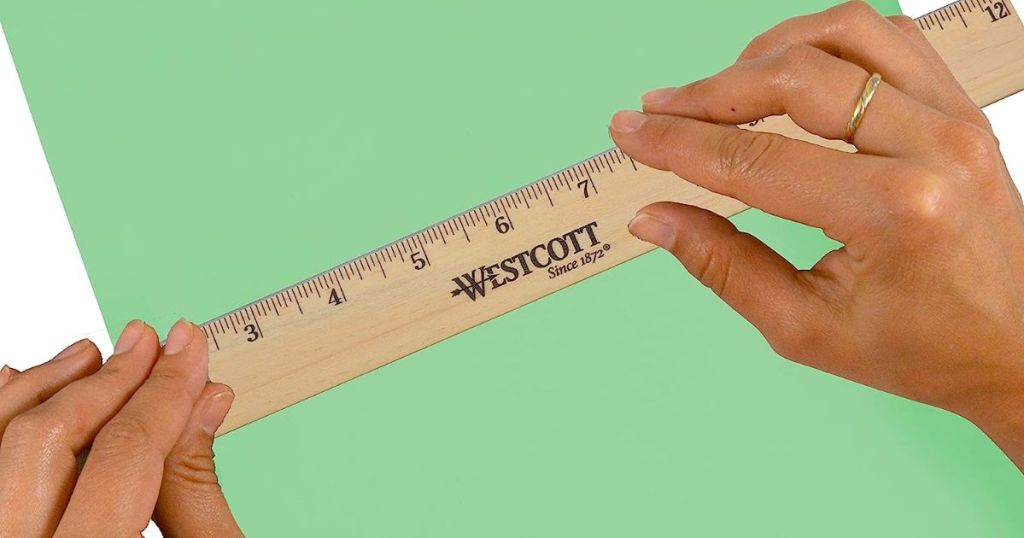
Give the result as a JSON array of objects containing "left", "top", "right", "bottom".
[
  {"left": 411, "top": 251, "right": 429, "bottom": 270},
  {"left": 329, "top": 288, "right": 344, "bottom": 306},
  {"left": 495, "top": 215, "right": 513, "bottom": 234},
  {"left": 985, "top": 1, "right": 1009, "bottom": 21},
  {"left": 244, "top": 323, "right": 261, "bottom": 342},
  {"left": 578, "top": 180, "right": 592, "bottom": 198}
]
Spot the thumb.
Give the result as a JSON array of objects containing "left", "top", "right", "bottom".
[
  {"left": 628, "top": 202, "right": 829, "bottom": 360},
  {"left": 154, "top": 383, "right": 244, "bottom": 538}
]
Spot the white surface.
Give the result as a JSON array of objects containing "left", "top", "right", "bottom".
[
  {"left": 988, "top": 96, "right": 1024, "bottom": 193},
  {"left": 900, "top": 0, "right": 949, "bottom": 17},
  {"left": 0, "top": 23, "right": 112, "bottom": 368}
]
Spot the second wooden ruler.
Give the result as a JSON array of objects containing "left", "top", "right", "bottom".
[{"left": 201, "top": 0, "right": 1024, "bottom": 433}]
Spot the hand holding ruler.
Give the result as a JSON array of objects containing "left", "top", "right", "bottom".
[{"left": 201, "top": 0, "right": 1024, "bottom": 434}]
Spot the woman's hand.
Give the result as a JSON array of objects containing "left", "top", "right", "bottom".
[
  {"left": 610, "top": 1, "right": 1024, "bottom": 469},
  {"left": 0, "top": 320, "right": 244, "bottom": 536}
]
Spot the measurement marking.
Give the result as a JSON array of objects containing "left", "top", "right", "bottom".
[
  {"left": 329, "top": 270, "right": 342, "bottom": 292},
  {"left": 415, "top": 235, "right": 432, "bottom": 266},
  {"left": 291, "top": 289, "right": 304, "bottom": 314},
  {"left": 252, "top": 316, "right": 264, "bottom": 340},
  {"left": 208, "top": 326, "right": 221, "bottom": 351}
]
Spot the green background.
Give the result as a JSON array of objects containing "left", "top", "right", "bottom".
[{"left": 4, "top": 0, "right": 1023, "bottom": 535}]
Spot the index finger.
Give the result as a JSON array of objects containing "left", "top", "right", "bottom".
[
  {"left": 609, "top": 110, "right": 887, "bottom": 240},
  {"left": 55, "top": 320, "right": 209, "bottom": 537}
]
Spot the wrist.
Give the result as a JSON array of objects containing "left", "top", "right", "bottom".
[{"left": 957, "top": 360, "right": 1024, "bottom": 471}]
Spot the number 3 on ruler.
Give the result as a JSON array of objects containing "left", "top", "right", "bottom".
[{"left": 244, "top": 323, "right": 261, "bottom": 342}]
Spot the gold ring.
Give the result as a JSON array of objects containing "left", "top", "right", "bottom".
[{"left": 845, "top": 72, "right": 882, "bottom": 142}]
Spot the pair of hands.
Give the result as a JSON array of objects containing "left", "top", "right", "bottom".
[
  {"left": 0, "top": 320, "right": 242, "bottom": 536},
  {"left": 2, "top": 1, "right": 1022, "bottom": 534}
]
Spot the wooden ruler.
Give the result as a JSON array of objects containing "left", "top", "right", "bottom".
[{"left": 204, "top": 0, "right": 1024, "bottom": 434}]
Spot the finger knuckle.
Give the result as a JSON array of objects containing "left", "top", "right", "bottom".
[
  {"left": 939, "top": 120, "right": 999, "bottom": 169},
  {"left": 166, "top": 445, "right": 221, "bottom": 488},
  {"left": 93, "top": 359, "right": 133, "bottom": 388},
  {"left": 831, "top": 1, "right": 879, "bottom": 27},
  {"left": 889, "top": 14, "right": 917, "bottom": 31},
  {"left": 777, "top": 44, "right": 816, "bottom": 81},
  {"left": 769, "top": 322, "right": 823, "bottom": 361},
  {"left": 145, "top": 365, "right": 195, "bottom": 392},
  {"left": 718, "top": 131, "right": 783, "bottom": 180},
  {"left": 883, "top": 170, "right": 958, "bottom": 231},
  {"left": 94, "top": 414, "right": 162, "bottom": 465},
  {"left": 971, "top": 110, "right": 995, "bottom": 135},
  {"left": 2, "top": 412, "right": 60, "bottom": 447},
  {"left": 148, "top": 366, "right": 186, "bottom": 385},
  {"left": 646, "top": 117, "right": 676, "bottom": 152},
  {"left": 691, "top": 243, "right": 735, "bottom": 298},
  {"left": 741, "top": 33, "right": 777, "bottom": 59}
]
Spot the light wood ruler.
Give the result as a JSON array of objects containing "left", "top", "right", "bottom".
[{"left": 203, "top": 0, "right": 1024, "bottom": 434}]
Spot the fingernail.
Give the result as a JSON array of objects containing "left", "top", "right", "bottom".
[
  {"left": 54, "top": 339, "right": 90, "bottom": 362},
  {"left": 628, "top": 213, "right": 676, "bottom": 250},
  {"left": 642, "top": 87, "right": 677, "bottom": 107},
  {"left": 114, "top": 320, "right": 145, "bottom": 354},
  {"left": 0, "top": 365, "right": 13, "bottom": 388},
  {"left": 164, "top": 319, "right": 195, "bottom": 355},
  {"left": 610, "top": 110, "right": 647, "bottom": 134},
  {"left": 200, "top": 388, "right": 235, "bottom": 435}
]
